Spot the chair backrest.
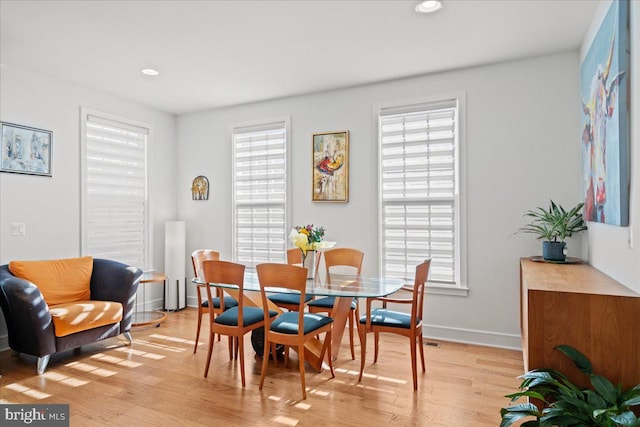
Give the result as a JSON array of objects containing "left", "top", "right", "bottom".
[
  {"left": 256, "top": 263, "right": 308, "bottom": 333},
  {"left": 191, "top": 250, "right": 220, "bottom": 278},
  {"left": 410, "top": 259, "right": 431, "bottom": 322},
  {"left": 286, "top": 248, "right": 302, "bottom": 265},
  {"left": 323, "top": 247, "right": 364, "bottom": 275},
  {"left": 201, "top": 260, "right": 245, "bottom": 320}
]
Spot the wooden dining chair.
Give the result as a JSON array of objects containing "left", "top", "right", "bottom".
[
  {"left": 191, "top": 249, "right": 237, "bottom": 354},
  {"left": 357, "top": 259, "right": 431, "bottom": 390},
  {"left": 256, "top": 263, "right": 335, "bottom": 400},
  {"left": 266, "top": 248, "right": 318, "bottom": 311},
  {"left": 202, "top": 260, "right": 278, "bottom": 387},
  {"left": 307, "top": 247, "right": 364, "bottom": 360}
]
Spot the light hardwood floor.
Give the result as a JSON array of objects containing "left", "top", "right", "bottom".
[{"left": 0, "top": 308, "right": 523, "bottom": 426}]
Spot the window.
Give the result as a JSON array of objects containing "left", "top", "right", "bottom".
[
  {"left": 378, "top": 97, "right": 466, "bottom": 293},
  {"left": 232, "top": 119, "right": 288, "bottom": 268},
  {"left": 81, "top": 108, "right": 149, "bottom": 270}
]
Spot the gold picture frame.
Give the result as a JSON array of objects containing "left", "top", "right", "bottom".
[{"left": 312, "top": 130, "right": 349, "bottom": 202}]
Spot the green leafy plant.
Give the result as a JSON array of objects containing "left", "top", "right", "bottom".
[
  {"left": 519, "top": 200, "right": 587, "bottom": 242},
  {"left": 500, "top": 345, "right": 640, "bottom": 427}
]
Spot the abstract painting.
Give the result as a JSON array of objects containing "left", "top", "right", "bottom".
[
  {"left": 312, "top": 130, "right": 348, "bottom": 202},
  {"left": 580, "top": 0, "right": 630, "bottom": 226}
]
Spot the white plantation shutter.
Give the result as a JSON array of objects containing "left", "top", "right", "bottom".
[
  {"left": 81, "top": 110, "right": 149, "bottom": 270},
  {"left": 233, "top": 120, "right": 288, "bottom": 268},
  {"left": 379, "top": 99, "right": 460, "bottom": 286}
]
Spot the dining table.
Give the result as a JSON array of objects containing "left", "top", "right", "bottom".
[{"left": 192, "top": 268, "right": 405, "bottom": 372}]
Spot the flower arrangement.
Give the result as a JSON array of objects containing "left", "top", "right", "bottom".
[{"left": 288, "top": 224, "right": 335, "bottom": 255}]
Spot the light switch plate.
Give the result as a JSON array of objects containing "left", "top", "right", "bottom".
[{"left": 11, "top": 223, "right": 25, "bottom": 236}]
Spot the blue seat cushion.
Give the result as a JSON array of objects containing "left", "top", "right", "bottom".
[
  {"left": 268, "top": 293, "right": 313, "bottom": 306},
  {"left": 202, "top": 296, "right": 238, "bottom": 310},
  {"left": 308, "top": 296, "right": 357, "bottom": 310},
  {"left": 359, "top": 309, "right": 413, "bottom": 329},
  {"left": 270, "top": 312, "right": 333, "bottom": 335},
  {"left": 215, "top": 306, "right": 278, "bottom": 327}
]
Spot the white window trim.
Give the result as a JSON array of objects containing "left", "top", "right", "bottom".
[
  {"left": 230, "top": 116, "right": 291, "bottom": 266},
  {"left": 375, "top": 93, "right": 468, "bottom": 297},
  {"left": 80, "top": 107, "right": 151, "bottom": 270}
]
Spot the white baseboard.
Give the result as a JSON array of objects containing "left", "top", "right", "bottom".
[
  {"left": 424, "top": 323, "right": 522, "bottom": 351},
  {"left": 186, "top": 296, "right": 199, "bottom": 308}
]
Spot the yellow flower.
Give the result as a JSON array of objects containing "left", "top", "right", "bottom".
[{"left": 288, "top": 227, "right": 336, "bottom": 256}]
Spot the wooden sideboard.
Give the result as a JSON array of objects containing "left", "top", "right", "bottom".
[{"left": 520, "top": 257, "right": 640, "bottom": 389}]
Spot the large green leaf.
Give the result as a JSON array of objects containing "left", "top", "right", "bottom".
[
  {"left": 555, "top": 345, "right": 592, "bottom": 375},
  {"left": 505, "top": 390, "right": 548, "bottom": 403},
  {"left": 608, "top": 411, "right": 639, "bottom": 426},
  {"left": 500, "top": 403, "right": 541, "bottom": 427},
  {"left": 585, "top": 389, "right": 608, "bottom": 409},
  {"left": 622, "top": 395, "right": 640, "bottom": 407},
  {"left": 621, "top": 386, "right": 640, "bottom": 406},
  {"left": 590, "top": 375, "right": 618, "bottom": 405}
]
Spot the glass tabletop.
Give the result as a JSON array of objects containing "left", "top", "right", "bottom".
[{"left": 192, "top": 269, "right": 405, "bottom": 298}]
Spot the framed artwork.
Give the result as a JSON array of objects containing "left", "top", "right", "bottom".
[
  {"left": 312, "top": 130, "right": 348, "bottom": 202},
  {"left": 191, "top": 175, "right": 209, "bottom": 200},
  {"left": 580, "top": 0, "right": 630, "bottom": 226},
  {"left": 1, "top": 122, "right": 52, "bottom": 176}
]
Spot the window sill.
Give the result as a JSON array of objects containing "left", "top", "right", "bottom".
[{"left": 425, "top": 284, "right": 469, "bottom": 297}]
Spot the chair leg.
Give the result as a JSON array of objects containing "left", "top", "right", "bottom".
[
  {"left": 204, "top": 331, "right": 215, "bottom": 377},
  {"left": 348, "top": 310, "right": 355, "bottom": 360},
  {"left": 418, "top": 333, "right": 426, "bottom": 372},
  {"left": 238, "top": 336, "right": 246, "bottom": 387},
  {"left": 410, "top": 335, "right": 418, "bottom": 391},
  {"left": 326, "top": 329, "right": 335, "bottom": 379},
  {"left": 227, "top": 336, "right": 234, "bottom": 360},
  {"left": 298, "top": 344, "right": 307, "bottom": 400},
  {"left": 37, "top": 355, "right": 51, "bottom": 375},
  {"left": 272, "top": 343, "right": 278, "bottom": 367},
  {"left": 233, "top": 336, "right": 239, "bottom": 360},
  {"left": 284, "top": 345, "right": 289, "bottom": 368},
  {"left": 357, "top": 324, "right": 367, "bottom": 382},
  {"left": 194, "top": 309, "right": 203, "bottom": 353},
  {"left": 259, "top": 336, "right": 270, "bottom": 391},
  {"left": 373, "top": 332, "right": 380, "bottom": 364}
]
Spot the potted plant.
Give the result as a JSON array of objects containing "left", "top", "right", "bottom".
[
  {"left": 519, "top": 200, "right": 587, "bottom": 261},
  {"left": 500, "top": 345, "right": 640, "bottom": 427}
]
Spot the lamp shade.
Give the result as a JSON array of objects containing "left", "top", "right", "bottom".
[{"left": 164, "top": 221, "right": 186, "bottom": 310}]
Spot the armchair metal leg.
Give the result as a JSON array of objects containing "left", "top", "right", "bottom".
[
  {"left": 37, "top": 355, "right": 51, "bottom": 375},
  {"left": 123, "top": 332, "right": 133, "bottom": 345}
]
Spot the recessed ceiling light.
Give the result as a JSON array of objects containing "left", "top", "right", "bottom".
[
  {"left": 141, "top": 68, "right": 159, "bottom": 76},
  {"left": 415, "top": 0, "right": 443, "bottom": 14}
]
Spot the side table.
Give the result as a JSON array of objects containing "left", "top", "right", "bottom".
[{"left": 132, "top": 271, "right": 168, "bottom": 327}]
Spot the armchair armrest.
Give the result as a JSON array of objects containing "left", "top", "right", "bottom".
[
  {"left": 0, "top": 266, "right": 56, "bottom": 356},
  {"left": 90, "top": 259, "right": 142, "bottom": 332}
]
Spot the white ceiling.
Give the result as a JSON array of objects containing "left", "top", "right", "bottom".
[{"left": 0, "top": 0, "right": 599, "bottom": 115}]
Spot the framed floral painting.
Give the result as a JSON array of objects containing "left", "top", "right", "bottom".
[{"left": 312, "top": 130, "right": 348, "bottom": 202}]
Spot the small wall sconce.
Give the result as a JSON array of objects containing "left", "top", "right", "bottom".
[{"left": 191, "top": 175, "right": 209, "bottom": 200}]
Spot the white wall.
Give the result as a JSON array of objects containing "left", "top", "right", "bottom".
[
  {"left": 582, "top": 0, "right": 640, "bottom": 292},
  {"left": 0, "top": 65, "right": 178, "bottom": 350},
  {"left": 177, "top": 51, "right": 583, "bottom": 349}
]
